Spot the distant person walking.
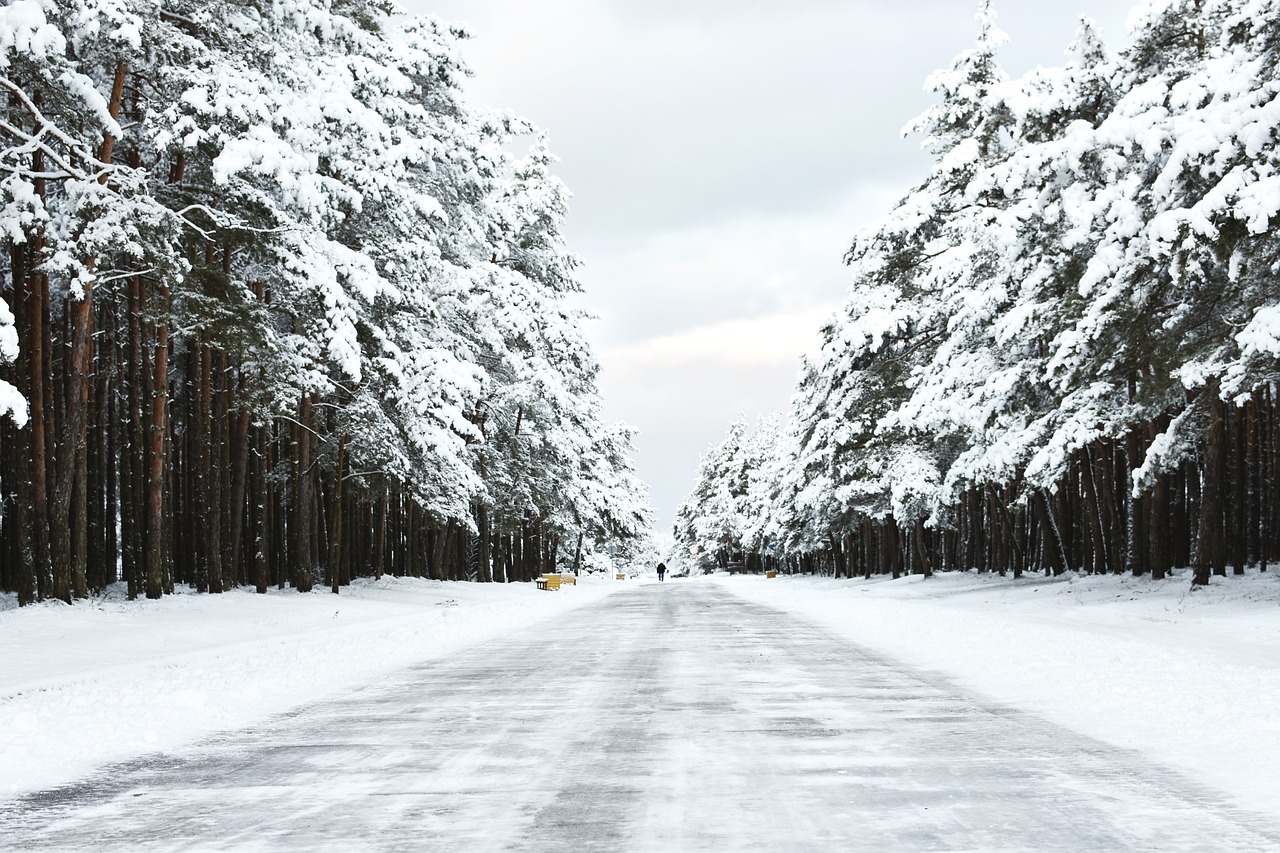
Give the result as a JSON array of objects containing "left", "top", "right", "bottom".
[{"left": 656, "top": 562, "right": 667, "bottom": 582}]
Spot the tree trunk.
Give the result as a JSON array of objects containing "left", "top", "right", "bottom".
[
  {"left": 829, "top": 532, "right": 848, "bottom": 578},
  {"left": 1038, "top": 488, "right": 1069, "bottom": 575},
  {"left": 122, "top": 277, "right": 143, "bottom": 598},
  {"left": 198, "top": 342, "right": 224, "bottom": 592},
  {"left": 7, "top": 242, "right": 35, "bottom": 604},
  {"left": 477, "top": 504, "right": 492, "bottom": 582},
  {"left": 1232, "top": 403, "right": 1247, "bottom": 575},
  {"left": 1247, "top": 396, "right": 1263, "bottom": 572},
  {"left": 253, "top": 423, "right": 269, "bottom": 594},
  {"left": 1195, "top": 393, "right": 1226, "bottom": 586},
  {"left": 330, "top": 434, "right": 345, "bottom": 594},
  {"left": 26, "top": 146, "right": 53, "bottom": 602},
  {"left": 145, "top": 305, "right": 169, "bottom": 600},
  {"left": 1081, "top": 445, "right": 1108, "bottom": 574},
  {"left": 1148, "top": 468, "right": 1170, "bottom": 582},
  {"left": 430, "top": 520, "right": 447, "bottom": 581},
  {"left": 1124, "top": 427, "right": 1147, "bottom": 576},
  {"left": 228, "top": 403, "right": 251, "bottom": 586},
  {"left": 293, "top": 394, "right": 315, "bottom": 592},
  {"left": 914, "top": 519, "right": 932, "bottom": 577},
  {"left": 375, "top": 486, "right": 387, "bottom": 580}
]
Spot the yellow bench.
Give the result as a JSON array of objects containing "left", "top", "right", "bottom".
[
  {"left": 766, "top": 570, "right": 778, "bottom": 579},
  {"left": 560, "top": 574, "right": 577, "bottom": 586},
  {"left": 615, "top": 573, "right": 626, "bottom": 580},
  {"left": 536, "top": 574, "right": 561, "bottom": 591}
]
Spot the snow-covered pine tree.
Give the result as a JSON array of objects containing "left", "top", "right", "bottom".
[
  {"left": 0, "top": 0, "right": 651, "bottom": 603},
  {"left": 680, "top": 0, "right": 1280, "bottom": 586}
]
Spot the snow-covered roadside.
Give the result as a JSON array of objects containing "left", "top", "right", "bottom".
[
  {"left": 0, "top": 576, "right": 619, "bottom": 798},
  {"left": 712, "top": 568, "right": 1280, "bottom": 821}
]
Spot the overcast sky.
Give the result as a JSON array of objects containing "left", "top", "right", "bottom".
[{"left": 402, "top": 0, "right": 1136, "bottom": 533}]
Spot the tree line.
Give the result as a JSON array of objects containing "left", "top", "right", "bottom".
[
  {"left": 676, "top": 0, "right": 1280, "bottom": 586},
  {"left": 0, "top": 0, "right": 652, "bottom": 605}
]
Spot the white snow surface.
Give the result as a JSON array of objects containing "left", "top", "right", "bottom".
[
  {"left": 4, "top": 569, "right": 1280, "bottom": 827},
  {"left": 714, "top": 568, "right": 1280, "bottom": 822},
  {"left": 0, "top": 576, "right": 620, "bottom": 798}
]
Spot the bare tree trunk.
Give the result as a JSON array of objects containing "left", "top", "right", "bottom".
[
  {"left": 1081, "top": 445, "right": 1108, "bottom": 574},
  {"left": 1131, "top": 425, "right": 1152, "bottom": 578},
  {"left": 914, "top": 519, "right": 933, "bottom": 577},
  {"left": 1149, "top": 469, "right": 1170, "bottom": 581},
  {"left": 252, "top": 423, "right": 269, "bottom": 594},
  {"left": 515, "top": 523, "right": 527, "bottom": 582},
  {"left": 1247, "top": 396, "right": 1263, "bottom": 572},
  {"left": 68, "top": 274, "right": 92, "bottom": 600},
  {"left": 272, "top": 422, "right": 286, "bottom": 588},
  {"left": 493, "top": 528, "right": 506, "bottom": 583},
  {"left": 293, "top": 394, "right": 315, "bottom": 592},
  {"left": 228, "top": 402, "right": 251, "bottom": 585},
  {"left": 1262, "top": 386, "right": 1275, "bottom": 572},
  {"left": 330, "top": 433, "right": 346, "bottom": 594},
  {"left": 477, "top": 503, "right": 493, "bottom": 582},
  {"left": 1037, "top": 488, "right": 1069, "bottom": 575},
  {"left": 93, "top": 290, "right": 116, "bottom": 590},
  {"left": 829, "top": 532, "right": 848, "bottom": 578},
  {"left": 1195, "top": 392, "right": 1226, "bottom": 586},
  {"left": 7, "top": 242, "right": 35, "bottom": 604},
  {"left": 122, "top": 277, "right": 143, "bottom": 598},
  {"left": 27, "top": 131, "right": 53, "bottom": 602},
  {"left": 430, "top": 520, "right": 447, "bottom": 581},
  {"left": 860, "top": 517, "right": 873, "bottom": 579},
  {"left": 216, "top": 349, "right": 231, "bottom": 585},
  {"left": 145, "top": 300, "right": 169, "bottom": 600},
  {"left": 879, "top": 519, "right": 899, "bottom": 579},
  {"left": 201, "top": 343, "right": 224, "bottom": 593},
  {"left": 968, "top": 489, "right": 985, "bottom": 571},
  {"left": 1232, "top": 402, "right": 1247, "bottom": 575},
  {"left": 1109, "top": 440, "right": 1128, "bottom": 573},
  {"left": 375, "top": 485, "right": 387, "bottom": 580}
]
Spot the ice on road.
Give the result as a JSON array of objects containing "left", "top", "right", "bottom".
[{"left": 4, "top": 582, "right": 1277, "bottom": 851}]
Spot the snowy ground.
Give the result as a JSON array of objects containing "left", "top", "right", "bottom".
[
  {"left": 0, "top": 575, "right": 621, "bottom": 798},
  {"left": 714, "top": 567, "right": 1280, "bottom": 822},
  {"left": 5, "top": 580, "right": 1276, "bottom": 850},
  {"left": 3, "top": 567, "right": 1278, "bottom": 834}
]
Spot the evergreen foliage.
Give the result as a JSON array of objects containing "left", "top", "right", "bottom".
[
  {"left": 0, "top": 0, "right": 652, "bottom": 603},
  {"left": 676, "top": 0, "right": 1280, "bottom": 585}
]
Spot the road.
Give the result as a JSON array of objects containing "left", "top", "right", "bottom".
[{"left": 3, "top": 581, "right": 1277, "bottom": 850}]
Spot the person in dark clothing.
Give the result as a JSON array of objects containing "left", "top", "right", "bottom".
[{"left": 656, "top": 562, "right": 667, "bottom": 582}]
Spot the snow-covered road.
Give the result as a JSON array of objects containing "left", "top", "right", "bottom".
[{"left": 4, "top": 582, "right": 1278, "bottom": 851}]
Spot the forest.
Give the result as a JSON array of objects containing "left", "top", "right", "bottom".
[
  {"left": 0, "top": 0, "right": 652, "bottom": 605},
  {"left": 676, "top": 0, "right": 1280, "bottom": 586}
]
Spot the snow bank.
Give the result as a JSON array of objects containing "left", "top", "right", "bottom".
[
  {"left": 0, "top": 576, "right": 619, "bottom": 797},
  {"left": 714, "top": 569, "right": 1280, "bottom": 821}
]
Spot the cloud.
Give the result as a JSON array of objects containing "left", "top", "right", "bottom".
[
  {"left": 576, "top": 181, "right": 902, "bottom": 349},
  {"left": 417, "top": 0, "right": 1131, "bottom": 245},
  {"left": 600, "top": 306, "right": 833, "bottom": 370},
  {"left": 421, "top": 0, "right": 945, "bottom": 238}
]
